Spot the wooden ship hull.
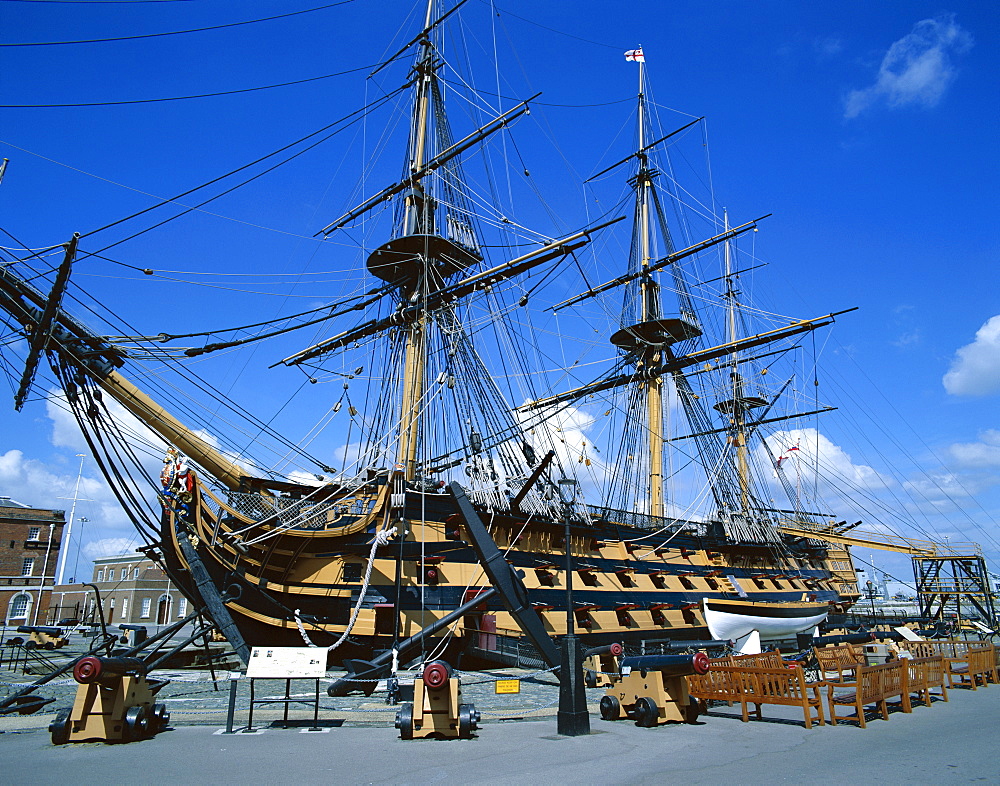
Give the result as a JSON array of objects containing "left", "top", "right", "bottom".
[{"left": 158, "top": 469, "right": 858, "bottom": 665}]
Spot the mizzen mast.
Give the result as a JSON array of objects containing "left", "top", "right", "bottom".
[{"left": 713, "top": 210, "right": 766, "bottom": 516}]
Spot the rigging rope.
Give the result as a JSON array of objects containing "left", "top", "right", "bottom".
[{"left": 294, "top": 524, "right": 397, "bottom": 651}]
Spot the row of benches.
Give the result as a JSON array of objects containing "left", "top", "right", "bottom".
[
  {"left": 815, "top": 639, "right": 998, "bottom": 690},
  {"left": 898, "top": 640, "right": 998, "bottom": 690},
  {"left": 688, "top": 640, "right": 996, "bottom": 729}
]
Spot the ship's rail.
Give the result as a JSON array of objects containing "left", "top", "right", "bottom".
[
  {"left": 466, "top": 628, "right": 548, "bottom": 670},
  {"left": 585, "top": 504, "right": 703, "bottom": 536}
]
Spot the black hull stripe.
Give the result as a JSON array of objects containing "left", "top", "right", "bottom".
[{"left": 704, "top": 601, "right": 829, "bottom": 618}]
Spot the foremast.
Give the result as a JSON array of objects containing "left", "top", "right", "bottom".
[{"left": 396, "top": 1, "right": 438, "bottom": 482}]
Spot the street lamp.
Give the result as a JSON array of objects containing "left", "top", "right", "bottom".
[
  {"left": 558, "top": 478, "right": 578, "bottom": 636},
  {"left": 865, "top": 580, "right": 878, "bottom": 627},
  {"left": 556, "top": 477, "right": 589, "bottom": 736}
]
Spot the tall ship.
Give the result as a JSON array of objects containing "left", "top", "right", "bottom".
[{"left": 0, "top": 1, "right": 879, "bottom": 670}]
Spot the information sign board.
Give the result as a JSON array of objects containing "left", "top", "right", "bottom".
[{"left": 246, "top": 647, "right": 326, "bottom": 678}]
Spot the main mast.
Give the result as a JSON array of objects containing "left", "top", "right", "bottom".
[
  {"left": 635, "top": 60, "right": 666, "bottom": 518},
  {"left": 608, "top": 54, "right": 704, "bottom": 518}
]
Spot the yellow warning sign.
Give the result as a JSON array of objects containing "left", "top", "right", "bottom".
[{"left": 494, "top": 679, "right": 521, "bottom": 695}]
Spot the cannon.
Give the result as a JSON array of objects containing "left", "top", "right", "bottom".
[
  {"left": 394, "top": 660, "right": 480, "bottom": 740},
  {"left": 119, "top": 624, "right": 148, "bottom": 647},
  {"left": 804, "top": 631, "right": 875, "bottom": 649},
  {"left": 583, "top": 642, "right": 624, "bottom": 689},
  {"left": 599, "top": 652, "right": 710, "bottom": 727},
  {"left": 16, "top": 625, "right": 68, "bottom": 650},
  {"left": 48, "top": 656, "right": 169, "bottom": 744}
]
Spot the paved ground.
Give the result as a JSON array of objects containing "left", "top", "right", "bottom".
[{"left": 2, "top": 679, "right": 997, "bottom": 784}]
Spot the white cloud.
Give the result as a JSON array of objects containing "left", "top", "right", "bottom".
[
  {"left": 943, "top": 316, "right": 1000, "bottom": 396},
  {"left": 1, "top": 390, "right": 170, "bottom": 576},
  {"left": 286, "top": 470, "right": 327, "bottom": 487},
  {"left": 0, "top": 447, "right": 140, "bottom": 578},
  {"left": 522, "top": 403, "right": 605, "bottom": 478},
  {"left": 762, "top": 428, "right": 891, "bottom": 493},
  {"left": 900, "top": 468, "right": 1000, "bottom": 513},
  {"left": 844, "top": 14, "right": 973, "bottom": 119},
  {"left": 82, "top": 537, "right": 139, "bottom": 562},
  {"left": 948, "top": 429, "right": 1000, "bottom": 467},
  {"left": 0, "top": 448, "right": 122, "bottom": 522}
]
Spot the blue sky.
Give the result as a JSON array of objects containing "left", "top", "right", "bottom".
[{"left": 1, "top": 0, "right": 998, "bottom": 585}]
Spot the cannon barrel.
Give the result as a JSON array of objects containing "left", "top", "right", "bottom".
[
  {"left": 422, "top": 660, "right": 453, "bottom": 689},
  {"left": 583, "top": 642, "right": 623, "bottom": 659},
  {"left": 73, "top": 656, "right": 147, "bottom": 685},
  {"left": 660, "top": 639, "right": 730, "bottom": 651},
  {"left": 811, "top": 632, "right": 876, "bottom": 647},
  {"left": 16, "top": 626, "right": 63, "bottom": 637},
  {"left": 620, "top": 652, "right": 710, "bottom": 676}
]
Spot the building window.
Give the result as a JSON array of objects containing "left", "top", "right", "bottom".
[
  {"left": 27, "top": 527, "right": 41, "bottom": 541},
  {"left": 177, "top": 597, "right": 187, "bottom": 618},
  {"left": 21, "top": 557, "right": 34, "bottom": 577},
  {"left": 133, "top": 568, "right": 139, "bottom": 581},
  {"left": 8, "top": 593, "right": 31, "bottom": 620},
  {"left": 97, "top": 569, "right": 104, "bottom": 582},
  {"left": 141, "top": 598, "right": 151, "bottom": 619},
  {"left": 121, "top": 598, "right": 129, "bottom": 620},
  {"left": 108, "top": 569, "right": 115, "bottom": 582}
]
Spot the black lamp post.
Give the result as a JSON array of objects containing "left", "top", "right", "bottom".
[
  {"left": 556, "top": 477, "right": 590, "bottom": 736},
  {"left": 865, "top": 579, "right": 878, "bottom": 626}
]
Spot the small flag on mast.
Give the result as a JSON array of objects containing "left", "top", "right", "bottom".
[
  {"left": 624, "top": 48, "right": 645, "bottom": 63},
  {"left": 776, "top": 444, "right": 801, "bottom": 468}
]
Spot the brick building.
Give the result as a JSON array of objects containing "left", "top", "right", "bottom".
[
  {"left": 0, "top": 498, "right": 65, "bottom": 627},
  {"left": 50, "top": 553, "right": 191, "bottom": 628}
]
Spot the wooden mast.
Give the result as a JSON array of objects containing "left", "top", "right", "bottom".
[
  {"left": 635, "top": 59, "right": 666, "bottom": 519},
  {"left": 395, "top": 0, "right": 437, "bottom": 482},
  {"left": 718, "top": 209, "right": 766, "bottom": 516}
]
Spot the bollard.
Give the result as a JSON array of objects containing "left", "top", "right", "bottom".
[
  {"left": 224, "top": 672, "right": 240, "bottom": 734},
  {"left": 394, "top": 660, "right": 480, "bottom": 740}
]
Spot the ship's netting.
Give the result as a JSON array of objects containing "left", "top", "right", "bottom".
[
  {"left": 204, "top": 489, "right": 379, "bottom": 534},
  {"left": 720, "top": 513, "right": 782, "bottom": 544}
]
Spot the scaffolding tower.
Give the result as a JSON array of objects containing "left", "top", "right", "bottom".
[{"left": 912, "top": 543, "right": 998, "bottom": 632}]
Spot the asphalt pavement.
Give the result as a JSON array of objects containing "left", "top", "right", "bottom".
[{"left": 1, "top": 681, "right": 996, "bottom": 784}]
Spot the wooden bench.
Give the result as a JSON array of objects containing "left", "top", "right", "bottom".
[
  {"left": 730, "top": 651, "right": 785, "bottom": 668},
  {"left": 826, "top": 660, "right": 910, "bottom": 728},
  {"left": 688, "top": 651, "right": 786, "bottom": 711},
  {"left": 813, "top": 643, "right": 866, "bottom": 683},
  {"left": 688, "top": 665, "right": 739, "bottom": 709},
  {"left": 897, "top": 640, "right": 997, "bottom": 690},
  {"left": 721, "top": 666, "right": 826, "bottom": 729},
  {"left": 904, "top": 655, "right": 948, "bottom": 707}
]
